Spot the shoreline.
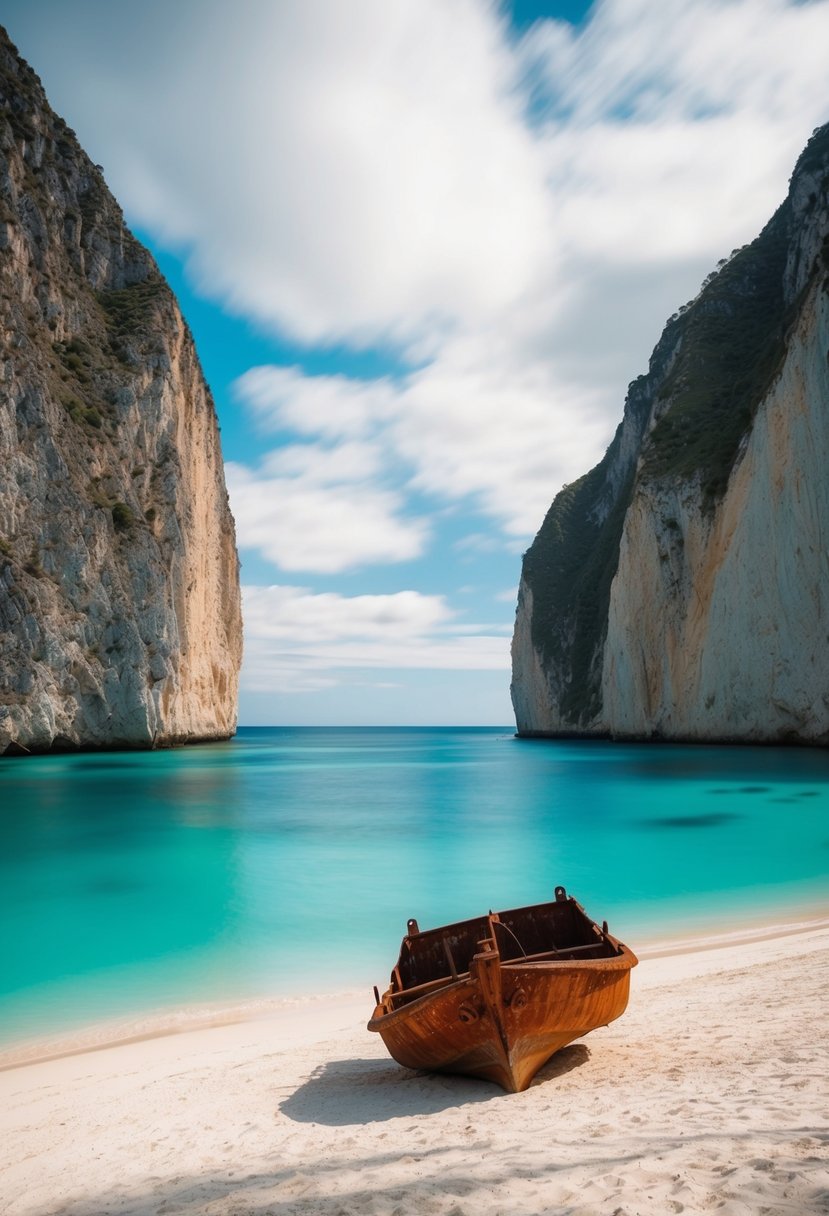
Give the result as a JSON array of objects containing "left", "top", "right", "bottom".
[
  {"left": 2, "top": 914, "right": 827, "bottom": 1216},
  {"left": 2, "top": 905, "right": 827, "bottom": 1072}
]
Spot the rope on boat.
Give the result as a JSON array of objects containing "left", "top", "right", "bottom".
[{"left": 493, "top": 918, "right": 529, "bottom": 957}]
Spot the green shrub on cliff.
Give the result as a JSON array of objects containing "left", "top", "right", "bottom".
[
  {"left": 643, "top": 207, "right": 791, "bottom": 505},
  {"left": 111, "top": 501, "right": 134, "bottom": 532}
]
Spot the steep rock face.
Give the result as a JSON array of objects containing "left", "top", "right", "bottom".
[
  {"left": 0, "top": 29, "right": 242, "bottom": 752},
  {"left": 512, "top": 122, "right": 829, "bottom": 743}
]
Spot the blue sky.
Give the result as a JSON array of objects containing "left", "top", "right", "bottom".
[{"left": 4, "top": 0, "right": 829, "bottom": 725}]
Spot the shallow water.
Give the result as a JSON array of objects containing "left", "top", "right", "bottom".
[{"left": 1, "top": 726, "right": 827, "bottom": 1043}]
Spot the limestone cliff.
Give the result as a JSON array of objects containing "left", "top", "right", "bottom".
[
  {"left": 0, "top": 28, "right": 242, "bottom": 753},
  {"left": 512, "top": 122, "right": 829, "bottom": 744}
]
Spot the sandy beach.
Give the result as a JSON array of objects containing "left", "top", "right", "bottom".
[{"left": 1, "top": 919, "right": 828, "bottom": 1216}]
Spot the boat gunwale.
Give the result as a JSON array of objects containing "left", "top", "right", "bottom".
[
  {"left": 400, "top": 895, "right": 600, "bottom": 944},
  {"left": 367, "top": 939, "right": 638, "bottom": 1031}
]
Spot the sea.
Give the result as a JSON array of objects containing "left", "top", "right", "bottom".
[{"left": 1, "top": 725, "right": 827, "bottom": 1047}]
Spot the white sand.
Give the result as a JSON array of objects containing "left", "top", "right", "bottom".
[{"left": 1, "top": 920, "right": 828, "bottom": 1216}]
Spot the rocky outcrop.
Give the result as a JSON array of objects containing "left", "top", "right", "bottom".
[
  {"left": 0, "top": 28, "right": 242, "bottom": 753},
  {"left": 512, "top": 122, "right": 829, "bottom": 744}
]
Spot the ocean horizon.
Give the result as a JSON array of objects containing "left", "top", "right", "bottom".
[{"left": 1, "top": 725, "right": 827, "bottom": 1047}]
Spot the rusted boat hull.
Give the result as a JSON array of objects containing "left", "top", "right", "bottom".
[{"left": 368, "top": 890, "right": 637, "bottom": 1093}]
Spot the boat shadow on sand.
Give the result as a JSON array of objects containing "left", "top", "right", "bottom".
[{"left": 279, "top": 1043, "right": 591, "bottom": 1126}]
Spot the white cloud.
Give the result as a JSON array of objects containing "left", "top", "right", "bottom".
[
  {"left": 454, "top": 533, "right": 507, "bottom": 556},
  {"left": 233, "top": 341, "right": 611, "bottom": 547},
  {"left": 218, "top": 0, "right": 829, "bottom": 558},
  {"left": 44, "top": 0, "right": 823, "bottom": 366},
  {"left": 10, "top": 0, "right": 829, "bottom": 583},
  {"left": 523, "top": 0, "right": 829, "bottom": 132},
  {"left": 243, "top": 585, "right": 453, "bottom": 642},
  {"left": 261, "top": 440, "right": 381, "bottom": 484},
  {"left": 395, "top": 335, "right": 610, "bottom": 536},
  {"left": 519, "top": 0, "right": 829, "bottom": 278},
  {"left": 235, "top": 366, "right": 398, "bottom": 441},
  {"left": 226, "top": 457, "right": 428, "bottom": 574},
  {"left": 59, "top": 0, "right": 555, "bottom": 352},
  {"left": 240, "top": 584, "right": 510, "bottom": 692}
]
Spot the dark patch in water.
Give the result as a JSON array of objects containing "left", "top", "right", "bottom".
[
  {"left": 85, "top": 877, "right": 144, "bottom": 896},
  {"left": 738, "top": 786, "right": 770, "bottom": 794},
  {"left": 643, "top": 812, "right": 742, "bottom": 830},
  {"left": 796, "top": 790, "right": 820, "bottom": 797}
]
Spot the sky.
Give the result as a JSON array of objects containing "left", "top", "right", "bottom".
[{"left": 4, "top": 0, "right": 829, "bottom": 726}]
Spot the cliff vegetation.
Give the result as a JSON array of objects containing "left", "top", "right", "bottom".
[{"left": 513, "top": 120, "right": 829, "bottom": 744}]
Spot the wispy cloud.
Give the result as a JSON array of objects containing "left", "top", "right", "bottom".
[
  {"left": 104, "top": 0, "right": 555, "bottom": 351},
  {"left": 12, "top": 0, "right": 829, "bottom": 711},
  {"left": 522, "top": 0, "right": 829, "bottom": 132},
  {"left": 226, "top": 454, "right": 428, "bottom": 574},
  {"left": 243, "top": 585, "right": 454, "bottom": 641},
  {"left": 16, "top": 0, "right": 829, "bottom": 566},
  {"left": 219, "top": 0, "right": 829, "bottom": 566},
  {"left": 240, "top": 584, "right": 509, "bottom": 692},
  {"left": 237, "top": 366, "right": 398, "bottom": 441},
  {"left": 232, "top": 349, "right": 608, "bottom": 553}
]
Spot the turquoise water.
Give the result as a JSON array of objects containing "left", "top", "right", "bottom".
[{"left": 1, "top": 726, "right": 827, "bottom": 1044}]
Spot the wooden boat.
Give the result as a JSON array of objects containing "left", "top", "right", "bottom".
[{"left": 367, "top": 887, "right": 637, "bottom": 1093}]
